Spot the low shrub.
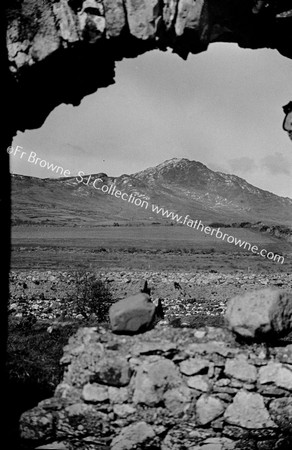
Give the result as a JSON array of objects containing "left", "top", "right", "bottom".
[{"left": 71, "top": 271, "right": 114, "bottom": 321}]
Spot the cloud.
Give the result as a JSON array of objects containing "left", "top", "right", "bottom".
[
  {"left": 228, "top": 157, "right": 257, "bottom": 174},
  {"left": 261, "top": 152, "right": 291, "bottom": 176}
]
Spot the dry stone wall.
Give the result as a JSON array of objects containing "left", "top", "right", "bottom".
[{"left": 20, "top": 324, "right": 292, "bottom": 449}]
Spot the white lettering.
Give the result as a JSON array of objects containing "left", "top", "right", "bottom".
[
  {"left": 28, "top": 151, "right": 37, "bottom": 163},
  {"left": 76, "top": 171, "right": 85, "bottom": 183},
  {"left": 14, "top": 145, "right": 23, "bottom": 156}
]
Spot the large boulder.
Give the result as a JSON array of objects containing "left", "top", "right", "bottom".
[
  {"left": 225, "top": 288, "right": 292, "bottom": 340},
  {"left": 109, "top": 293, "right": 162, "bottom": 334}
]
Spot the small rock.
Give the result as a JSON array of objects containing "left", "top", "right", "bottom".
[
  {"left": 192, "top": 437, "right": 235, "bottom": 450},
  {"left": 187, "top": 375, "right": 210, "bottom": 392},
  {"left": 82, "top": 383, "right": 108, "bottom": 403},
  {"left": 196, "top": 394, "right": 225, "bottom": 425},
  {"left": 113, "top": 404, "right": 136, "bottom": 418},
  {"left": 216, "top": 379, "right": 230, "bottom": 387},
  {"left": 194, "top": 330, "right": 206, "bottom": 339},
  {"left": 9, "top": 302, "right": 18, "bottom": 311},
  {"left": 277, "top": 344, "right": 292, "bottom": 364},
  {"left": 163, "top": 385, "right": 192, "bottom": 415},
  {"left": 110, "top": 421, "right": 155, "bottom": 450},
  {"left": 179, "top": 358, "right": 209, "bottom": 376},
  {"left": 108, "top": 386, "right": 129, "bottom": 404}
]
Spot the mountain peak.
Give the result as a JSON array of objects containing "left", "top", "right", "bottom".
[
  {"left": 11, "top": 156, "right": 292, "bottom": 226},
  {"left": 156, "top": 157, "right": 206, "bottom": 168},
  {"left": 162, "top": 157, "right": 190, "bottom": 164},
  {"left": 133, "top": 157, "right": 208, "bottom": 176},
  {"left": 132, "top": 157, "right": 211, "bottom": 184}
]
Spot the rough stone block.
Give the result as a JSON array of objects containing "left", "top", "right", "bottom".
[
  {"left": 259, "top": 362, "right": 292, "bottom": 391},
  {"left": 196, "top": 394, "right": 225, "bottom": 425},
  {"left": 225, "top": 288, "right": 292, "bottom": 340},
  {"left": 179, "top": 357, "right": 210, "bottom": 375},
  {"left": 224, "top": 391, "right": 277, "bottom": 429},
  {"left": 109, "top": 293, "right": 158, "bottom": 334},
  {"left": 224, "top": 355, "right": 257, "bottom": 383}
]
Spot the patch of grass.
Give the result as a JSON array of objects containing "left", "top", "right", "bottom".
[
  {"left": 7, "top": 318, "right": 78, "bottom": 387},
  {"left": 7, "top": 318, "right": 80, "bottom": 447}
]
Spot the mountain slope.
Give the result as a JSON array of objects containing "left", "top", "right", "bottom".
[
  {"left": 131, "top": 158, "right": 292, "bottom": 221},
  {"left": 11, "top": 158, "right": 292, "bottom": 227}
]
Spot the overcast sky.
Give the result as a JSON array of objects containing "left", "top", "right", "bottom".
[{"left": 11, "top": 43, "right": 292, "bottom": 198}]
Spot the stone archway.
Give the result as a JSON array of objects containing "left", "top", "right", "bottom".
[{"left": 5, "top": 0, "right": 292, "bottom": 132}]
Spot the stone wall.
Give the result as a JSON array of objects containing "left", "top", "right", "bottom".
[{"left": 20, "top": 324, "right": 292, "bottom": 449}]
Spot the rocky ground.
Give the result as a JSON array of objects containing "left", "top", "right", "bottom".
[{"left": 9, "top": 270, "right": 292, "bottom": 326}]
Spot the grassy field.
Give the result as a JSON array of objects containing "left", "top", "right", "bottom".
[
  {"left": 12, "top": 224, "right": 289, "bottom": 245},
  {"left": 11, "top": 225, "right": 292, "bottom": 272}
]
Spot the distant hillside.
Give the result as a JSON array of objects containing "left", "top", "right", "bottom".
[{"left": 11, "top": 158, "right": 292, "bottom": 228}]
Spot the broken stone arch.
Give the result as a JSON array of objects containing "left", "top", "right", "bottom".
[
  {"left": 5, "top": 0, "right": 292, "bottom": 132},
  {"left": 2, "top": 0, "right": 292, "bottom": 433}
]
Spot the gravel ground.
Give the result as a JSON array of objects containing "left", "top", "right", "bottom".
[{"left": 9, "top": 270, "right": 292, "bottom": 325}]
